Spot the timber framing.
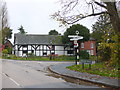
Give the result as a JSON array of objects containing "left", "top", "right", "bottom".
[
  {"left": 13, "top": 34, "right": 74, "bottom": 57},
  {"left": 13, "top": 44, "right": 73, "bottom": 57}
]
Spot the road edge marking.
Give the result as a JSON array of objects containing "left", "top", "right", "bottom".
[{"left": 3, "top": 73, "right": 22, "bottom": 87}]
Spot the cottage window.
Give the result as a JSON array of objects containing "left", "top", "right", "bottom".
[
  {"left": 67, "top": 50, "right": 74, "bottom": 54},
  {"left": 23, "top": 50, "right": 28, "bottom": 54},
  {"left": 81, "top": 43, "right": 84, "bottom": 48},
  {"left": 43, "top": 52, "right": 47, "bottom": 56},
  {"left": 31, "top": 50, "right": 34, "bottom": 53},
  {"left": 91, "top": 43, "right": 94, "bottom": 48}
]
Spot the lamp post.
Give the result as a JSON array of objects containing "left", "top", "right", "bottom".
[{"left": 68, "top": 31, "right": 83, "bottom": 65}]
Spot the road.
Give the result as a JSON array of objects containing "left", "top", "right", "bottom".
[{"left": 1, "top": 59, "right": 102, "bottom": 88}]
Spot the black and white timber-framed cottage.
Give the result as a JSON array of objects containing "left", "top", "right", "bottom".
[{"left": 13, "top": 34, "right": 74, "bottom": 57}]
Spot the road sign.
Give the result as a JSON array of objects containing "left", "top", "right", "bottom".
[
  {"left": 68, "top": 35, "right": 83, "bottom": 38},
  {"left": 68, "top": 35, "right": 79, "bottom": 38},
  {"left": 68, "top": 32, "right": 83, "bottom": 65},
  {"left": 76, "top": 37, "right": 83, "bottom": 40},
  {"left": 68, "top": 35, "right": 83, "bottom": 41},
  {"left": 74, "top": 44, "right": 78, "bottom": 48},
  {"left": 73, "top": 40, "right": 78, "bottom": 47},
  {"left": 70, "top": 37, "right": 83, "bottom": 41},
  {"left": 74, "top": 40, "right": 77, "bottom": 44}
]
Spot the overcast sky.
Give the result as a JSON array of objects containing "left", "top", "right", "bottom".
[{"left": 6, "top": 0, "right": 97, "bottom": 43}]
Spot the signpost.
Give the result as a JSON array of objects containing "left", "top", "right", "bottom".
[{"left": 68, "top": 31, "right": 83, "bottom": 65}]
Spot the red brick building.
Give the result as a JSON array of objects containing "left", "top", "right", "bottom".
[
  {"left": 79, "top": 38, "right": 96, "bottom": 56},
  {"left": 4, "top": 40, "right": 13, "bottom": 49},
  {"left": 0, "top": 44, "right": 5, "bottom": 52}
]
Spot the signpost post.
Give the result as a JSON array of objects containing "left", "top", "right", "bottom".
[{"left": 68, "top": 31, "right": 83, "bottom": 65}]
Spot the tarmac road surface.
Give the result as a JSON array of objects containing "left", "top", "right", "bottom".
[{"left": 2, "top": 59, "right": 102, "bottom": 88}]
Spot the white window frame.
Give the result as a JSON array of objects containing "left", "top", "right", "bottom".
[
  {"left": 91, "top": 50, "right": 94, "bottom": 55},
  {"left": 86, "top": 50, "right": 90, "bottom": 55},
  {"left": 81, "top": 43, "right": 84, "bottom": 48},
  {"left": 91, "top": 43, "right": 94, "bottom": 48}
]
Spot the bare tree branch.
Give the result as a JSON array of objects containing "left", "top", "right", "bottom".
[
  {"left": 62, "top": 0, "right": 79, "bottom": 15},
  {"left": 91, "top": 3, "right": 95, "bottom": 14},
  {"left": 94, "top": 1, "right": 107, "bottom": 9},
  {"left": 51, "top": 0, "right": 120, "bottom": 38},
  {"left": 64, "top": 11, "right": 108, "bottom": 24}
]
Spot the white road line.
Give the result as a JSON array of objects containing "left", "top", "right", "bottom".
[
  {"left": 2, "top": 73, "right": 22, "bottom": 87},
  {"left": 9, "top": 78, "right": 21, "bottom": 87}
]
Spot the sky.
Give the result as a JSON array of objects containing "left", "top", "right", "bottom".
[{"left": 5, "top": 0, "right": 97, "bottom": 43}]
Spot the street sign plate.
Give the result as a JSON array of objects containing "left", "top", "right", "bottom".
[
  {"left": 70, "top": 38, "right": 78, "bottom": 41},
  {"left": 77, "top": 37, "right": 83, "bottom": 40},
  {"left": 69, "top": 35, "right": 83, "bottom": 41},
  {"left": 74, "top": 43, "right": 78, "bottom": 47},
  {"left": 70, "top": 37, "right": 83, "bottom": 41},
  {"left": 68, "top": 35, "right": 79, "bottom": 38},
  {"left": 74, "top": 45, "right": 78, "bottom": 48},
  {"left": 68, "top": 35, "right": 83, "bottom": 38}
]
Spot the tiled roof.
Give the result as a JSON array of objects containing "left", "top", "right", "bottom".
[{"left": 14, "top": 34, "right": 63, "bottom": 45}]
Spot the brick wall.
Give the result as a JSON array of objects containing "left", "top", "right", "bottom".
[{"left": 79, "top": 40, "right": 96, "bottom": 55}]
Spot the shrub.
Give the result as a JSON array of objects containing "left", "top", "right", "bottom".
[
  {"left": 6, "top": 47, "right": 12, "bottom": 54},
  {"left": 2, "top": 49, "right": 8, "bottom": 54},
  {"left": 79, "top": 50, "right": 89, "bottom": 59},
  {"left": 28, "top": 53, "right": 35, "bottom": 57},
  {"left": 2, "top": 49, "right": 8, "bottom": 58},
  {"left": 109, "top": 42, "right": 120, "bottom": 69},
  {"left": 98, "top": 43, "right": 111, "bottom": 61},
  {"left": 98, "top": 40, "right": 120, "bottom": 69},
  {"left": 89, "top": 55, "right": 97, "bottom": 61}
]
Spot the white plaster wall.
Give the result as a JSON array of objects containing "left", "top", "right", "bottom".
[
  {"left": 14, "top": 45, "right": 74, "bottom": 56},
  {"left": 55, "top": 46, "right": 64, "bottom": 55}
]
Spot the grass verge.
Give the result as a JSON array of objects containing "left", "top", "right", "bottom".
[
  {"left": 2, "top": 55, "right": 75, "bottom": 61},
  {"left": 67, "top": 62, "right": 120, "bottom": 78}
]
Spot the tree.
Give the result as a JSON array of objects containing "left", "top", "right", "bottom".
[
  {"left": 0, "top": 0, "right": 8, "bottom": 30},
  {"left": 98, "top": 36, "right": 120, "bottom": 68},
  {"left": 48, "top": 29, "right": 60, "bottom": 35},
  {"left": 52, "top": 0, "right": 120, "bottom": 39},
  {"left": 91, "top": 12, "right": 119, "bottom": 68},
  {"left": 79, "top": 50, "right": 89, "bottom": 59},
  {"left": 91, "top": 13, "right": 115, "bottom": 44},
  {"left": 0, "top": 0, "right": 12, "bottom": 44},
  {"left": 0, "top": 27, "right": 12, "bottom": 44},
  {"left": 18, "top": 25, "right": 27, "bottom": 34},
  {"left": 62, "top": 24, "right": 90, "bottom": 44}
]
